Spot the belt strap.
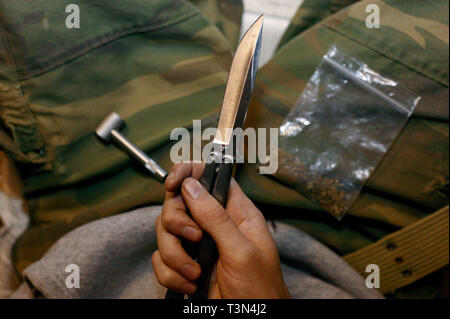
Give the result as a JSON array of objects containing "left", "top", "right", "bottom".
[{"left": 344, "top": 205, "right": 449, "bottom": 293}]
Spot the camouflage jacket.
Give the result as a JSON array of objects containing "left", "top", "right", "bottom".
[{"left": 0, "top": 0, "right": 448, "bottom": 296}]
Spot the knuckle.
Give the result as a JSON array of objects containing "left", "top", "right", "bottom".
[
  {"left": 174, "top": 162, "right": 190, "bottom": 175},
  {"left": 172, "top": 162, "right": 183, "bottom": 172},
  {"left": 160, "top": 248, "right": 178, "bottom": 265},
  {"left": 151, "top": 252, "right": 174, "bottom": 287},
  {"left": 160, "top": 211, "right": 173, "bottom": 229},
  {"left": 162, "top": 212, "right": 185, "bottom": 232},
  {"left": 158, "top": 269, "right": 173, "bottom": 286},
  {"left": 162, "top": 201, "right": 187, "bottom": 232}
]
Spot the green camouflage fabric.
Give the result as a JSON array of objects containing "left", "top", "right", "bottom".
[
  {"left": 0, "top": 0, "right": 448, "bottom": 296},
  {"left": 277, "top": 0, "right": 360, "bottom": 50},
  {"left": 190, "top": 0, "right": 243, "bottom": 50},
  {"left": 0, "top": 0, "right": 242, "bottom": 272}
]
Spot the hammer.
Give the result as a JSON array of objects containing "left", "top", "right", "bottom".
[{"left": 95, "top": 112, "right": 167, "bottom": 183}]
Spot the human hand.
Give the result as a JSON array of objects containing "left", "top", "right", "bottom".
[{"left": 152, "top": 162, "right": 290, "bottom": 299}]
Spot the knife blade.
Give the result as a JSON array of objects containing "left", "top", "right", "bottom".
[{"left": 214, "top": 14, "right": 263, "bottom": 146}]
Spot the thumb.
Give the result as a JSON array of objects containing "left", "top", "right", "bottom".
[{"left": 181, "top": 178, "right": 250, "bottom": 255}]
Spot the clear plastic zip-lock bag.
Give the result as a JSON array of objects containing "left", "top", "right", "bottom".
[{"left": 276, "top": 45, "right": 421, "bottom": 219}]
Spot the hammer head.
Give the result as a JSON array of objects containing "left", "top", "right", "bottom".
[{"left": 95, "top": 112, "right": 125, "bottom": 143}]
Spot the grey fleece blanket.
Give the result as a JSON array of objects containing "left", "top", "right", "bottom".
[{"left": 11, "top": 206, "right": 383, "bottom": 299}]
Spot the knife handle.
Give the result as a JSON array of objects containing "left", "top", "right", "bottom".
[
  {"left": 210, "top": 160, "right": 233, "bottom": 206},
  {"left": 190, "top": 160, "right": 233, "bottom": 299}
]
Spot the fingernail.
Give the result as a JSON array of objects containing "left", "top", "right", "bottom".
[
  {"left": 182, "top": 282, "right": 196, "bottom": 294},
  {"left": 184, "top": 179, "right": 203, "bottom": 199},
  {"left": 181, "top": 264, "right": 198, "bottom": 280},
  {"left": 182, "top": 226, "right": 201, "bottom": 241}
]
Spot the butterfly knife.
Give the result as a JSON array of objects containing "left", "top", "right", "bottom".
[{"left": 165, "top": 15, "right": 263, "bottom": 300}]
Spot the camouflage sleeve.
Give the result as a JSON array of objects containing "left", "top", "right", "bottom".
[{"left": 277, "top": 0, "right": 361, "bottom": 51}]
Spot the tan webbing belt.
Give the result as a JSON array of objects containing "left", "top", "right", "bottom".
[{"left": 344, "top": 205, "right": 449, "bottom": 293}]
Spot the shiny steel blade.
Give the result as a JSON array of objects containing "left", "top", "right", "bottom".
[{"left": 213, "top": 15, "right": 263, "bottom": 145}]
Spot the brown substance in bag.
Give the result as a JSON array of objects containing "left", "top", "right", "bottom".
[{"left": 275, "top": 149, "right": 351, "bottom": 218}]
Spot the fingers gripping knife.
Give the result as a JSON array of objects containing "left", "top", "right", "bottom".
[{"left": 95, "top": 15, "right": 263, "bottom": 300}]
